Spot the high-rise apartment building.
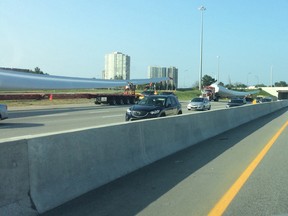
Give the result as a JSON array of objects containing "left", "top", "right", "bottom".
[
  {"left": 167, "top": 67, "right": 178, "bottom": 88},
  {"left": 148, "top": 66, "right": 178, "bottom": 89},
  {"left": 148, "top": 66, "right": 167, "bottom": 78},
  {"left": 104, "top": 52, "right": 130, "bottom": 80}
]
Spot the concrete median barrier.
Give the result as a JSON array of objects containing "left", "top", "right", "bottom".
[
  {"left": 0, "top": 139, "right": 38, "bottom": 216},
  {"left": 1, "top": 100, "right": 287, "bottom": 214}
]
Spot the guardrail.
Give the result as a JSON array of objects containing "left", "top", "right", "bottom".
[{"left": 1, "top": 100, "right": 287, "bottom": 215}]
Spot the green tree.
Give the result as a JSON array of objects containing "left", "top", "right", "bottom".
[
  {"left": 218, "top": 82, "right": 225, "bottom": 86},
  {"left": 234, "top": 82, "right": 247, "bottom": 89},
  {"left": 202, "top": 75, "right": 217, "bottom": 87},
  {"left": 34, "top": 67, "right": 43, "bottom": 74},
  {"left": 275, "top": 81, "right": 287, "bottom": 87},
  {"left": 225, "top": 84, "right": 234, "bottom": 89}
]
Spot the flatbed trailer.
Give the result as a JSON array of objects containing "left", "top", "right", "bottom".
[
  {"left": 0, "top": 92, "right": 140, "bottom": 105},
  {"left": 93, "top": 93, "right": 139, "bottom": 105}
]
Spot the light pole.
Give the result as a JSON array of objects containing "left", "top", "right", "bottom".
[
  {"left": 255, "top": 75, "right": 259, "bottom": 86},
  {"left": 198, "top": 6, "right": 206, "bottom": 90},
  {"left": 216, "top": 56, "right": 220, "bottom": 83},
  {"left": 247, "top": 72, "right": 252, "bottom": 87},
  {"left": 270, "top": 65, "right": 273, "bottom": 87}
]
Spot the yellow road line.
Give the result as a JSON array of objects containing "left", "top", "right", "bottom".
[{"left": 208, "top": 120, "right": 288, "bottom": 216}]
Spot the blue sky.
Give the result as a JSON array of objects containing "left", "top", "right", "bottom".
[{"left": 0, "top": 0, "right": 287, "bottom": 87}]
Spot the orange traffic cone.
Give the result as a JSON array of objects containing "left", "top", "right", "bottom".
[{"left": 49, "top": 94, "right": 53, "bottom": 101}]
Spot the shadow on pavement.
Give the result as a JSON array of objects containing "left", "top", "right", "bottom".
[
  {"left": 0, "top": 122, "right": 44, "bottom": 128},
  {"left": 42, "top": 108, "right": 287, "bottom": 216}
]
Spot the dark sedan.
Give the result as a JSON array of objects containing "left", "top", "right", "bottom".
[
  {"left": 260, "top": 97, "right": 272, "bottom": 103},
  {"left": 226, "top": 98, "right": 246, "bottom": 108},
  {"left": 125, "top": 95, "right": 182, "bottom": 121}
]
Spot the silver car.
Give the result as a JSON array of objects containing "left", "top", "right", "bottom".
[
  {"left": 187, "top": 97, "right": 211, "bottom": 111},
  {"left": 0, "top": 104, "right": 8, "bottom": 120}
]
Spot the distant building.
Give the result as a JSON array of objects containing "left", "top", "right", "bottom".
[
  {"left": 104, "top": 52, "right": 130, "bottom": 80},
  {"left": 148, "top": 66, "right": 167, "bottom": 78},
  {"left": 167, "top": 67, "right": 178, "bottom": 89},
  {"left": 148, "top": 66, "right": 178, "bottom": 89}
]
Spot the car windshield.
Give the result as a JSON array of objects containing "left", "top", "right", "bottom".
[
  {"left": 191, "top": 98, "right": 204, "bottom": 102},
  {"left": 138, "top": 97, "right": 166, "bottom": 107}
]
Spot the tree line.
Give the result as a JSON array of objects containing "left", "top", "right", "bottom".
[{"left": 0, "top": 67, "right": 48, "bottom": 75}]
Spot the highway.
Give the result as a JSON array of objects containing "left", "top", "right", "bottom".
[
  {"left": 1, "top": 101, "right": 226, "bottom": 140},
  {"left": 39, "top": 106, "right": 288, "bottom": 216},
  {"left": 2, "top": 101, "right": 288, "bottom": 215}
]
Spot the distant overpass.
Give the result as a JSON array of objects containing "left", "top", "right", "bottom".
[{"left": 262, "top": 87, "right": 288, "bottom": 99}]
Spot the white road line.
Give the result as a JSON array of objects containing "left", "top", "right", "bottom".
[
  {"left": 88, "top": 111, "right": 109, "bottom": 114},
  {"left": 102, "top": 114, "right": 124, "bottom": 118},
  {"left": 37, "top": 113, "right": 69, "bottom": 118}
]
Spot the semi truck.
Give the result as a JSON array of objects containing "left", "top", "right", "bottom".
[
  {"left": 202, "top": 83, "right": 260, "bottom": 101},
  {"left": 202, "top": 85, "right": 220, "bottom": 101}
]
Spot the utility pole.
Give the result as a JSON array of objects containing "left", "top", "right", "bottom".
[{"left": 198, "top": 6, "right": 206, "bottom": 90}]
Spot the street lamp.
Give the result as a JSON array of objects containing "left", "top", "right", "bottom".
[
  {"left": 247, "top": 72, "right": 252, "bottom": 87},
  {"left": 255, "top": 75, "right": 259, "bottom": 86},
  {"left": 198, "top": 6, "right": 206, "bottom": 90},
  {"left": 216, "top": 56, "right": 220, "bottom": 83},
  {"left": 270, "top": 65, "right": 273, "bottom": 87}
]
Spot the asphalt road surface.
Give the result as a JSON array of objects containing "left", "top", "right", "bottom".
[
  {"left": 0, "top": 101, "right": 226, "bottom": 140},
  {"left": 40, "top": 107, "right": 288, "bottom": 216}
]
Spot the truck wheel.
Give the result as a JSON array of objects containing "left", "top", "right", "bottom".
[
  {"left": 95, "top": 97, "right": 101, "bottom": 104},
  {"left": 130, "top": 98, "right": 135, "bottom": 104},
  {"left": 117, "top": 98, "right": 124, "bottom": 105},
  {"left": 109, "top": 98, "right": 117, "bottom": 105},
  {"left": 124, "top": 98, "right": 129, "bottom": 104}
]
